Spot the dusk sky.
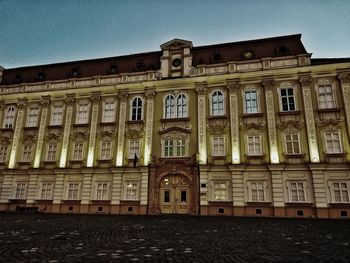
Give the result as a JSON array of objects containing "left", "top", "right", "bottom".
[{"left": 0, "top": 0, "right": 349, "bottom": 69}]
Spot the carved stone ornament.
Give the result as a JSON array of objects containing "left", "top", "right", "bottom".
[
  {"left": 70, "top": 131, "right": 88, "bottom": 141},
  {"left": 144, "top": 87, "right": 156, "bottom": 99},
  {"left": 161, "top": 130, "right": 188, "bottom": 140},
  {"left": 261, "top": 79, "right": 275, "bottom": 91},
  {"left": 41, "top": 95, "right": 51, "bottom": 106},
  {"left": 315, "top": 116, "right": 344, "bottom": 128},
  {"left": 118, "top": 89, "right": 129, "bottom": 100},
  {"left": 195, "top": 82, "right": 207, "bottom": 95},
  {"left": 65, "top": 94, "right": 75, "bottom": 105},
  {"left": 338, "top": 72, "right": 350, "bottom": 84},
  {"left": 276, "top": 120, "right": 303, "bottom": 132},
  {"left": 298, "top": 75, "right": 313, "bottom": 87},
  {"left": 226, "top": 78, "right": 240, "bottom": 93},
  {"left": 0, "top": 100, "right": 5, "bottom": 109},
  {"left": 208, "top": 117, "right": 229, "bottom": 135},
  {"left": 17, "top": 98, "right": 28, "bottom": 109},
  {"left": 91, "top": 92, "right": 101, "bottom": 102}
]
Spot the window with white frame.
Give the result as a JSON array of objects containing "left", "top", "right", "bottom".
[
  {"left": 128, "top": 140, "right": 140, "bottom": 159},
  {"left": 176, "top": 93, "right": 187, "bottom": 118},
  {"left": 73, "top": 143, "right": 84, "bottom": 160},
  {"left": 212, "top": 182, "right": 227, "bottom": 201},
  {"left": 162, "top": 139, "right": 187, "bottom": 157},
  {"left": 164, "top": 93, "right": 188, "bottom": 119},
  {"left": 249, "top": 181, "right": 266, "bottom": 202},
  {"left": 247, "top": 135, "right": 262, "bottom": 156},
  {"left": 67, "top": 183, "right": 80, "bottom": 200},
  {"left": 325, "top": 132, "right": 342, "bottom": 154},
  {"left": 288, "top": 181, "right": 306, "bottom": 202},
  {"left": 212, "top": 137, "right": 225, "bottom": 156},
  {"left": 131, "top": 97, "right": 143, "bottom": 121},
  {"left": 0, "top": 146, "right": 8, "bottom": 163},
  {"left": 280, "top": 87, "right": 296, "bottom": 111},
  {"left": 26, "top": 105, "right": 40, "bottom": 127},
  {"left": 50, "top": 104, "right": 64, "bottom": 125},
  {"left": 211, "top": 90, "right": 224, "bottom": 116},
  {"left": 14, "top": 183, "right": 27, "bottom": 199},
  {"left": 332, "top": 182, "right": 350, "bottom": 203},
  {"left": 3, "top": 106, "right": 16, "bottom": 128},
  {"left": 39, "top": 182, "right": 53, "bottom": 200},
  {"left": 95, "top": 183, "right": 109, "bottom": 200},
  {"left": 101, "top": 99, "right": 115, "bottom": 123},
  {"left": 165, "top": 94, "right": 175, "bottom": 119},
  {"left": 124, "top": 182, "right": 139, "bottom": 200},
  {"left": 76, "top": 102, "right": 89, "bottom": 124},
  {"left": 244, "top": 90, "right": 258, "bottom": 113},
  {"left": 22, "top": 145, "right": 33, "bottom": 162},
  {"left": 318, "top": 79, "right": 336, "bottom": 109},
  {"left": 285, "top": 134, "right": 301, "bottom": 155},
  {"left": 100, "top": 141, "right": 112, "bottom": 160},
  {"left": 46, "top": 144, "right": 58, "bottom": 161}
]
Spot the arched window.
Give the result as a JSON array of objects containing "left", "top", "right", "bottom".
[
  {"left": 212, "top": 90, "right": 224, "bottom": 116},
  {"left": 4, "top": 106, "right": 16, "bottom": 128},
  {"left": 165, "top": 95, "right": 175, "bottom": 119},
  {"left": 176, "top": 93, "right": 187, "bottom": 118},
  {"left": 131, "top": 97, "right": 143, "bottom": 121},
  {"left": 164, "top": 93, "right": 188, "bottom": 119}
]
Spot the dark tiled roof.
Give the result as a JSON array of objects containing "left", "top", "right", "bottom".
[
  {"left": 1, "top": 34, "right": 309, "bottom": 85},
  {"left": 311, "top": 58, "right": 350, "bottom": 65}
]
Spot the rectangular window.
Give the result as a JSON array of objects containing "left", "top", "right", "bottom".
[
  {"left": 50, "top": 105, "right": 63, "bottom": 125},
  {"left": 251, "top": 181, "right": 265, "bottom": 202},
  {"left": 247, "top": 136, "right": 262, "bottom": 156},
  {"left": 73, "top": 143, "right": 84, "bottom": 160},
  {"left": 164, "top": 140, "right": 174, "bottom": 157},
  {"left": 163, "top": 139, "right": 187, "bottom": 157},
  {"left": 332, "top": 182, "right": 350, "bottom": 203},
  {"left": 176, "top": 139, "right": 186, "bottom": 157},
  {"left": 22, "top": 145, "right": 32, "bottom": 162},
  {"left": 212, "top": 137, "right": 225, "bottom": 156},
  {"left": 0, "top": 146, "right": 8, "bottom": 163},
  {"left": 245, "top": 90, "right": 258, "bottom": 113},
  {"left": 285, "top": 134, "right": 301, "bottom": 154},
  {"left": 325, "top": 132, "right": 342, "bottom": 154},
  {"left": 124, "top": 182, "right": 138, "bottom": 200},
  {"left": 102, "top": 100, "right": 115, "bottom": 122},
  {"left": 95, "top": 183, "right": 109, "bottom": 200},
  {"left": 15, "top": 183, "right": 27, "bottom": 199},
  {"left": 46, "top": 144, "right": 57, "bottom": 161},
  {"left": 26, "top": 106, "right": 40, "bottom": 127},
  {"left": 40, "top": 182, "right": 53, "bottom": 200},
  {"left": 213, "top": 182, "right": 227, "bottom": 201},
  {"left": 128, "top": 141, "right": 140, "bottom": 159},
  {"left": 4, "top": 106, "right": 16, "bottom": 128},
  {"left": 67, "top": 183, "right": 80, "bottom": 200},
  {"left": 281, "top": 88, "right": 295, "bottom": 111},
  {"left": 76, "top": 103, "right": 89, "bottom": 124},
  {"left": 319, "top": 83, "right": 335, "bottom": 109},
  {"left": 289, "top": 182, "right": 306, "bottom": 202},
  {"left": 100, "top": 141, "right": 112, "bottom": 160}
]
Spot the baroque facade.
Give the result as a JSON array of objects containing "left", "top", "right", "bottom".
[{"left": 0, "top": 34, "right": 350, "bottom": 218}]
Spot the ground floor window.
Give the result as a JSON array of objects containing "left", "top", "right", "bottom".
[
  {"left": 123, "top": 182, "right": 139, "bottom": 200},
  {"left": 331, "top": 181, "right": 350, "bottom": 203},
  {"left": 248, "top": 181, "right": 266, "bottom": 202},
  {"left": 211, "top": 182, "right": 228, "bottom": 201},
  {"left": 66, "top": 183, "right": 80, "bottom": 200},
  {"left": 14, "top": 183, "right": 27, "bottom": 199},
  {"left": 39, "top": 182, "right": 53, "bottom": 200}
]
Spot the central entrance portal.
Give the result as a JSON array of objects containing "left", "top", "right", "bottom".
[{"left": 159, "top": 175, "right": 191, "bottom": 214}]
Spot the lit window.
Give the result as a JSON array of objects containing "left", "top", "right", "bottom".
[
  {"left": 247, "top": 136, "right": 262, "bottom": 156},
  {"left": 164, "top": 93, "right": 188, "bottom": 119},
  {"left": 100, "top": 141, "right": 112, "bottom": 160},
  {"left": 325, "top": 132, "right": 342, "bottom": 154},
  {"left": 289, "top": 182, "right": 306, "bottom": 202},
  {"left": 14, "top": 183, "right": 27, "bottom": 199},
  {"left": 280, "top": 88, "right": 295, "bottom": 111},
  {"left": 95, "top": 183, "right": 109, "bottom": 200},
  {"left": 46, "top": 144, "right": 57, "bottom": 161},
  {"left": 213, "top": 182, "right": 227, "bottom": 201},
  {"left": 164, "top": 140, "right": 174, "bottom": 157},
  {"left": 131, "top": 97, "right": 143, "bottom": 121},
  {"left": 165, "top": 95, "right": 175, "bottom": 118},
  {"left": 177, "top": 94, "right": 187, "bottom": 118},
  {"left": 212, "top": 90, "right": 224, "bottom": 116},
  {"left": 3, "top": 106, "right": 16, "bottom": 128},
  {"left": 285, "top": 134, "right": 301, "bottom": 154},
  {"left": 0, "top": 146, "right": 8, "bottom": 163},
  {"left": 128, "top": 141, "right": 140, "bottom": 159},
  {"left": 73, "top": 143, "right": 84, "bottom": 160},
  {"left": 22, "top": 145, "right": 33, "bottom": 162},
  {"left": 26, "top": 105, "right": 40, "bottom": 127},
  {"left": 163, "top": 139, "right": 187, "bottom": 157},
  {"left": 176, "top": 139, "right": 186, "bottom": 157},
  {"left": 318, "top": 80, "right": 336, "bottom": 109},
  {"left": 245, "top": 90, "right": 258, "bottom": 113},
  {"left": 40, "top": 182, "right": 53, "bottom": 200},
  {"left": 101, "top": 99, "right": 115, "bottom": 122},
  {"left": 50, "top": 104, "right": 63, "bottom": 125},
  {"left": 332, "top": 182, "right": 350, "bottom": 203},
  {"left": 76, "top": 103, "right": 89, "bottom": 124},
  {"left": 250, "top": 181, "right": 265, "bottom": 202},
  {"left": 67, "top": 183, "right": 80, "bottom": 200},
  {"left": 124, "top": 182, "right": 139, "bottom": 200},
  {"left": 212, "top": 137, "right": 225, "bottom": 156}
]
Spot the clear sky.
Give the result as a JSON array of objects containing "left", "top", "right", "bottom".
[{"left": 0, "top": 0, "right": 349, "bottom": 69}]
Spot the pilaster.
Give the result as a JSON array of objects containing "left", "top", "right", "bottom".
[
  {"left": 26, "top": 173, "right": 39, "bottom": 204},
  {"left": 231, "top": 169, "right": 244, "bottom": 206},
  {"left": 0, "top": 100, "right": 5, "bottom": 127},
  {"left": 196, "top": 82, "right": 207, "bottom": 165},
  {"left": 309, "top": 164, "right": 328, "bottom": 218},
  {"left": 143, "top": 88, "right": 155, "bottom": 165},
  {"left": 81, "top": 172, "right": 93, "bottom": 205},
  {"left": 33, "top": 96, "right": 50, "bottom": 168},
  {"left": 111, "top": 171, "right": 122, "bottom": 205},
  {"left": 299, "top": 74, "right": 320, "bottom": 163},
  {"left": 52, "top": 173, "right": 65, "bottom": 205},
  {"left": 199, "top": 168, "right": 208, "bottom": 206},
  {"left": 140, "top": 167, "right": 149, "bottom": 206},
  {"left": 262, "top": 79, "right": 279, "bottom": 164},
  {"left": 227, "top": 79, "right": 240, "bottom": 164},
  {"left": 59, "top": 94, "right": 75, "bottom": 168},
  {"left": 86, "top": 92, "right": 100, "bottom": 167},
  {"left": 268, "top": 165, "right": 285, "bottom": 216},
  {"left": 338, "top": 72, "right": 350, "bottom": 141},
  {"left": 8, "top": 98, "right": 27, "bottom": 169},
  {"left": 116, "top": 89, "right": 128, "bottom": 166}
]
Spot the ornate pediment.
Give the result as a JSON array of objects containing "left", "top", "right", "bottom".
[{"left": 160, "top": 38, "right": 193, "bottom": 51}]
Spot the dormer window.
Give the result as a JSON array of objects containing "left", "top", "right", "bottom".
[{"left": 36, "top": 71, "right": 46, "bottom": 81}]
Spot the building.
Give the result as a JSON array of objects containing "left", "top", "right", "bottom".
[{"left": 0, "top": 34, "right": 350, "bottom": 218}]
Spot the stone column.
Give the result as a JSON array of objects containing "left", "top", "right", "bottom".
[
  {"left": 143, "top": 88, "right": 155, "bottom": 165},
  {"left": 262, "top": 79, "right": 279, "bottom": 164},
  {"left": 299, "top": 74, "right": 320, "bottom": 163},
  {"left": 231, "top": 168, "right": 245, "bottom": 216},
  {"left": 116, "top": 89, "right": 128, "bottom": 167},
  {"left": 309, "top": 164, "right": 328, "bottom": 218},
  {"left": 33, "top": 96, "right": 50, "bottom": 168},
  {"left": 80, "top": 171, "right": 93, "bottom": 213},
  {"left": 52, "top": 172, "right": 65, "bottom": 213},
  {"left": 26, "top": 173, "right": 39, "bottom": 204},
  {"left": 8, "top": 98, "right": 27, "bottom": 169},
  {"left": 269, "top": 165, "right": 285, "bottom": 217},
  {"left": 110, "top": 170, "right": 123, "bottom": 214},
  {"left": 338, "top": 72, "right": 350, "bottom": 141},
  {"left": 227, "top": 79, "right": 240, "bottom": 164},
  {"left": 86, "top": 92, "right": 100, "bottom": 167},
  {"left": 195, "top": 82, "right": 207, "bottom": 165},
  {"left": 59, "top": 94, "right": 75, "bottom": 168}
]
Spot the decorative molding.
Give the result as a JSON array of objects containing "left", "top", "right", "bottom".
[{"left": 195, "top": 82, "right": 207, "bottom": 95}]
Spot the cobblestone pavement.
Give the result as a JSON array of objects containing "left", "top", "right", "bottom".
[{"left": 0, "top": 213, "right": 349, "bottom": 263}]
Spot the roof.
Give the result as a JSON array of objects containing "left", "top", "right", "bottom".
[
  {"left": 1, "top": 34, "right": 309, "bottom": 85},
  {"left": 311, "top": 58, "right": 350, "bottom": 65}
]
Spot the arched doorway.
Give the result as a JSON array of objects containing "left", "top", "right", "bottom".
[{"left": 159, "top": 174, "right": 191, "bottom": 214}]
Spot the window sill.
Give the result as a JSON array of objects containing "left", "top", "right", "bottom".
[
  {"left": 69, "top": 159, "right": 84, "bottom": 164},
  {"left": 329, "top": 202, "right": 350, "bottom": 208},
  {"left": 62, "top": 200, "right": 81, "bottom": 204},
  {"left": 245, "top": 154, "right": 264, "bottom": 159},
  {"left": 42, "top": 160, "right": 57, "bottom": 164},
  {"left": 99, "top": 121, "right": 116, "bottom": 126},
  {"left": 246, "top": 202, "right": 271, "bottom": 207},
  {"left": 127, "top": 120, "right": 144, "bottom": 124},
  {"left": 283, "top": 153, "right": 305, "bottom": 158},
  {"left": 9, "top": 199, "right": 27, "bottom": 203},
  {"left": 73, "top": 123, "right": 89, "bottom": 127},
  {"left": 208, "top": 115, "right": 228, "bottom": 120},
  {"left": 324, "top": 153, "right": 345, "bottom": 157},
  {"left": 120, "top": 200, "right": 140, "bottom": 205},
  {"left": 97, "top": 159, "right": 112, "bottom": 163},
  {"left": 23, "top": 126, "right": 38, "bottom": 130},
  {"left": 208, "top": 201, "right": 233, "bottom": 206},
  {"left": 0, "top": 127, "right": 14, "bottom": 131},
  {"left": 160, "top": 117, "right": 190, "bottom": 123},
  {"left": 47, "top": 124, "right": 63, "bottom": 129},
  {"left": 241, "top": 112, "right": 264, "bottom": 118},
  {"left": 277, "top": 111, "right": 301, "bottom": 116},
  {"left": 285, "top": 202, "right": 313, "bottom": 207},
  {"left": 35, "top": 199, "right": 53, "bottom": 204},
  {"left": 317, "top": 107, "right": 341, "bottom": 113},
  {"left": 91, "top": 200, "right": 111, "bottom": 204}
]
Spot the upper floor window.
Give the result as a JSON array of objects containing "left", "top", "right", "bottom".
[
  {"left": 318, "top": 79, "right": 337, "bottom": 109},
  {"left": 76, "top": 102, "right": 89, "bottom": 124},
  {"left": 22, "top": 145, "right": 33, "bottom": 162},
  {"left": 244, "top": 90, "right": 258, "bottom": 113},
  {"left": 247, "top": 135, "right": 262, "bottom": 156},
  {"left": 73, "top": 143, "right": 84, "bottom": 160},
  {"left": 131, "top": 97, "right": 143, "bottom": 121},
  {"left": 128, "top": 140, "right": 140, "bottom": 159},
  {"left": 280, "top": 86, "right": 296, "bottom": 112},
  {"left": 331, "top": 181, "right": 349, "bottom": 203},
  {"left": 285, "top": 134, "right": 301, "bottom": 155},
  {"left": 100, "top": 141, "right": 112, "bottom": 160},
  {"left": 288, "top": 181, "right": 306, "bottom": 202},
  {"left": 50, "top": 104, "right": 64, "bottom": 125},
  {"left": 46, "top": 144, "right": 58, "bottom": 161},
  {"left": 212, "top": 136, "right": 225, "bottom": 156},
  {"left": 101, "top": 99, "right": 115, "bottom": 123},
  {"left": 164, "top": 93, "right": 188, "bottom": 119},
  {"left": 325, "top": 132, "right": 342, "bottom": 154},
  {"left": 211, "top": 90, "right": 224, "bottom": 116},
  {"left": 162, "top": 139, "right": 187, "bottom": 157},
  {"left": 3, "top": 106, "right": 16, "bottom": 128},
  {"left": 26, "top": 105, "right": 40, "bottom": 127},
  {"left": 0, "top": 146, "right": 8, "bottom": 163}
]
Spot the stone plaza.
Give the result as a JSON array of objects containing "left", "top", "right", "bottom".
[{"left": 0, "top": 213, "right": 349, "bottom": 262}]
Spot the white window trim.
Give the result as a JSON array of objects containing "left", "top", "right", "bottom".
[
  {"left": 0, "top": 145, "right": 9, "bottom": 163},
  {"left": 72, "top": 142, "right": 85, "bottom": 160},
  {"left": 46, "top": 143, "right": 58, "bottom": 161},
  {"left": 161, "top": 138, "right": 188, "bottom": 158},
  {"left": 93, "top": 182, "right": 111, "bottom": 200},
  {"left": 209, "top": 89, "right": 225, "bottom": 116},
  {"left": 75, "top": 100, "right": 90, "bottom": 124},
  {"left": 128, "top": 140, "right": 141, "bottom": 159},
  {"left": 315, "top": 79, "right": 337, "bottom": 109},
  {"left": 122, "top": 181, "right": 140, "bottom": 200},
  {"left": 65, "top": 182, "right": 81, "bottom": 200},
  {"left": 277, "top": 82, "right": 298, "bottom": 112},
  {"left": 26, "top": 104, "right": 40, "bottom": 127},
  {"left": 246, "top": 135, "right": 263, "bottom": 156},
  {"left": 242, "top": 87, "right": 260, "bottom": 114},
  {"left": 210, "top": 181, "right": 230, "bottom": 202},
  {"left": 50, "top": 103, "right": 64, "bottom": 126},
  {"left": 287, "top": 181, "right": 307, "bottom": 203},
  {"left": 324, "top": 131, "right": 343, "bottom": 154},
  {"left": 211, "top": 136, "right": 226, "bottom": 157},
  {"left": 284, "top": 133, "right": 302, "bottom": 155},
  {"left": 247, "top": 181, "right": 267, "bottom": 202},
  {"left": 22, "top": 144, "right": 33, "bottom": 162},
  {"left": 13, "top": 182, "right": 28, "bottom": 200},
  {"left": 329, "top": 181, "right": 350, "bottom": 203},
  {"left": 129, "top": 96, "right": 144, "bottom": 121},
  {"left": 163, "top": 92, "right": 189, "bottom": 119},
  {"left": 100, "top": 140, "right": 112, "bottom": 160},
  {"left": 38, "top": 182, "right": 54, "bottom": 200},
  {"left": 101, "top": 98, "right": 116, "bottom": 123},
  {"left": 3, "top": 105, "right": 17, "bottom": 129}
]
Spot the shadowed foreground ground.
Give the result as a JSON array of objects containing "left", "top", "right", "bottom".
[{"left": 0, "top": 213, "right": 349, "bottom": 262}]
